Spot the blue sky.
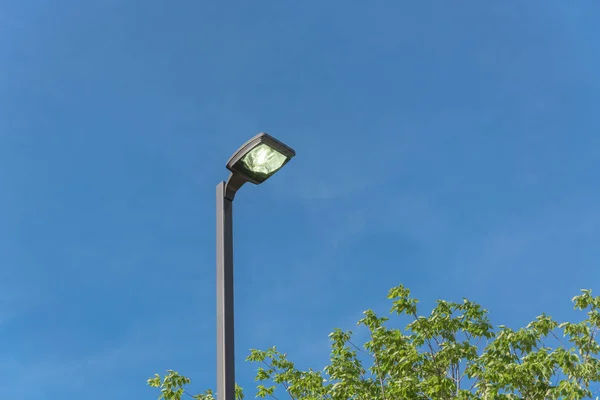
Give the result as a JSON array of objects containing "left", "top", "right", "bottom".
[{"left": 1, "top": 1, "right": 600, "bottom": 398}]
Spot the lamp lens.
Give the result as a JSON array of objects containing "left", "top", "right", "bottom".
[{"left": 241, "top": 144, "right": 287, "bottom": 175}]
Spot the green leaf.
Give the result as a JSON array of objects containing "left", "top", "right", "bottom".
[{"left": 148, "top": 285, "right": 600, "bottom": 400}]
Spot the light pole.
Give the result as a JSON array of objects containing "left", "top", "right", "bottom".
[{"left": 216, "top": 133, "right": 296, "bottom": 400}]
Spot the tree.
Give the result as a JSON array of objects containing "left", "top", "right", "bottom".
[{"left": 148, "top": 285, "right": 600, "bottom": 399}]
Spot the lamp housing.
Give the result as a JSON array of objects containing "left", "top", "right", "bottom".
[{"left": 226, "top": 132, "right": 295, "bottom": 185}]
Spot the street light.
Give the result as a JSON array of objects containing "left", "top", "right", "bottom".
[{"left": 216, "top": 132, "right": 296, "bottom": 400}]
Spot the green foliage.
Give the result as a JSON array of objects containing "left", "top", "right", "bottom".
[{"left": 148, "top": 285, "right": 600, "bottom": 399}]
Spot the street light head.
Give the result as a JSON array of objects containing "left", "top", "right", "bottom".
[{"left": 226, "top": 133, "right": 295, "bottom": 184}]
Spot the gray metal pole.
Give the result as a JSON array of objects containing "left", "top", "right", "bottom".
[{"left": 216, "top": 181, "right": 235, "bottom": 400}]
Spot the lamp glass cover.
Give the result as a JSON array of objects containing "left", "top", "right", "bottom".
[{"left": 241, "top": 144, "right": 287, "bottom": 175}]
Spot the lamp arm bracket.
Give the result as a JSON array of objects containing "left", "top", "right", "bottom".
[{"left": 224, "top": 173, "right": 247, "bottom": 201}]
